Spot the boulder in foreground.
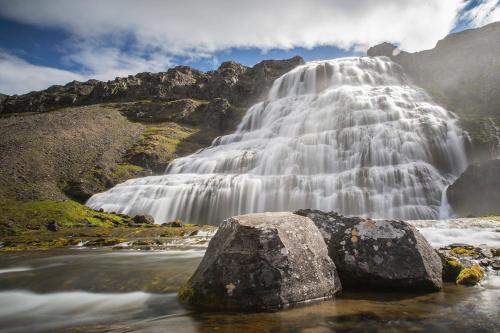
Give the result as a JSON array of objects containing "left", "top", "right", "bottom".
[
  {"left": 295, "top": 210, "right": 443, "bottom": 291},
  {"left": 179, "top": 212, "right": 341, "bottom": 310}
]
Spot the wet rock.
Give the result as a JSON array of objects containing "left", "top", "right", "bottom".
[
  {"left": 45, "top": 220, "right": 61, "bottom": 232},
  {"left": 442, "top": 259, "right": 464, "bottom": 282},
  {"left": 180, "top": 212, "right": 341, "bottom": 310},
  {"left": 295, "top": 209, "right": 443, "bottom": 291},
  {"left": 132, "top": 214, "right": 155, "bottom": 225},
  {"left": 169, "top": 220, "right": 184, "bottom": 228},
  {"left": 456, "top": 264, "right": 484, "bottom": 286}
]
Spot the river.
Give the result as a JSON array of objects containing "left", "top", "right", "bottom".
[{"left": 0, "top": 218, "right": 499, "bottom": 333}]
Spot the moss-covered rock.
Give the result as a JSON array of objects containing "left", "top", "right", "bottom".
[
  {"left": 443, "top": 260, "right": 464, "bottom": 282},
  {"left": 450, "top": 247, "right": 477, "bottom": 257},
  {"left": 456, "top": 264, "right": 484, "bottom": 286}
]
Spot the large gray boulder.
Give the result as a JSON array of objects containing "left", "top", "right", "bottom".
[
  {"left": 180, "top": 212, "right": 341, "bottom": 310},
  {"left": 295, "top": 210, "right": 443, "bottom": 291}
]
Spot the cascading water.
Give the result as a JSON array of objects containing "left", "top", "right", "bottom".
[{"left": 87, "top": 57, "right": 468, "bottom": 224}]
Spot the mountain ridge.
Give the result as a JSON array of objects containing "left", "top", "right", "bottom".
[{"left": 0, "top": 56, "right": 305, "bottom": 114}]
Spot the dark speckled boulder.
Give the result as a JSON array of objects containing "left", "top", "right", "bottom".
[
  {"left": 181, "top": 212, "right": 341, "bottom": 310},
  {"left": 295, "top": 210, "right": 442, "bottom": 291}
]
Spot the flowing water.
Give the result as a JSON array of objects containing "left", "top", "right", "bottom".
[
  {"left": 87, "top": 57, "right": 468, "bottom": 225},
  {"left": 0, "top": 219, "right": 499, "bottom": 333}
]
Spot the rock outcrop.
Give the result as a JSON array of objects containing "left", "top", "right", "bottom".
[
  {"left": 0, "top": 56, "right": 305, "bottom": 114},
  {"left": 295, "top": 210, "right": 443, "bottom": 291},
  {"left": 120, "top": 97, "right": 234, "bottom": 131},
  {"left": 367, "top": 22, "right": 500, "bottom": 162},
  {"left": 180, "top": 212, "right": 341, "bottom": 310},
  {"left": 447, "top": 159, "right": 500, "bottom": 216}
]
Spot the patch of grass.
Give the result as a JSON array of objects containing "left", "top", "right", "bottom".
[
  {"left": 110, "top": 163, "right": 144, "bottom": 180},
  {"left": 126, "top": 123, "right": 198, "bottom": 172},
  {"left": 0, "top": 199, "right": 129, "bottom": 231}
]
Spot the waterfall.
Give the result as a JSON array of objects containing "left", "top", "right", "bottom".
[{"left": 87, "top": 57, "right": 468, "bottom": 224}]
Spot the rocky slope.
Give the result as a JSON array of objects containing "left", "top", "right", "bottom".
[
  {"left": 368, "top": 21, "right": 500, "bottom": 163},
  {"left": 0, "top": 56, "right": 304, "bottom": 231},
  {"left": 0, "top": 105, "right": 143, "bottom": 202}
]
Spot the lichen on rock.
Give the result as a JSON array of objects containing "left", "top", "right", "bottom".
[
  {"left": 295, "top": 209, "right": 443, "bottom": 291},
  {"left": 182, "top": 212, "right": 341, "bottom": 311}
]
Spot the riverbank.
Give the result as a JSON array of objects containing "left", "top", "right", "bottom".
[
  {"left": 0, "top": 223, "right": 216, "bottom": 252},
  {"left": 2, "top": 215, "right": 498, "bottom": 252}
]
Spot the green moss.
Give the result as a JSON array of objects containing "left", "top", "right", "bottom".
[
  {"left": 443, "top": 260, "right": 464, "bottom": 282},
  {"left": 0, "top": 199, "right": 129, "bottom": 230},
  {"left": 110, "top": 163, "right": 144, "bottom": 180},
  {"left": 2, "top": 237, "right": 82, "bottom": 251},
  {"left": 126, "top": 123, "right": 198, "bottom": 171},
  {"left": 450, "top": 247, "right": 476, "bottom": 257},
  {"left": 456, "top": 264, "right": 484, "bottom": 286},
  {"left": 480, "top": 215, "right": 500, "bottom": 221},
  {"left": 178, "top": 282, "right": 194, "bottom": 304}
]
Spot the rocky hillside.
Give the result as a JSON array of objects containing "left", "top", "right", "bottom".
[
  {"left": 0, "top": 56, "right": 304, "bottom": 231},
  {"left": 0, "top": 105, "right": 143, "bottom": 202},
  {"left": 368, "top": 22, "right": 500, "bottom": 163}
]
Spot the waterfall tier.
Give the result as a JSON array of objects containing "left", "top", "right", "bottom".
[{"left": 87, "top": 57, "right": 468, "bottom": 224}]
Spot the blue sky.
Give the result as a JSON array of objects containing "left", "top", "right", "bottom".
[{"left": 0, "top": 0, "right": 499, "bottom": 95}]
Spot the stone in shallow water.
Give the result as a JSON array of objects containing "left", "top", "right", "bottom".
[
  {"left": 295, "top": 209, "right": 443, "bottom": 291},
  {"left": 180, "top": 212, "right": 341, "bottom": 310}
]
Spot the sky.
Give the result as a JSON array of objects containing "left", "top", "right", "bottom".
[{"left": 0, "top": 0, "right": 499, "bottom": 95}]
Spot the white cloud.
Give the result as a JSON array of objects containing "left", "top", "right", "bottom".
[
  {"left": 0, "top": 51, "right": 83, "bottom": 95},
  {"left": 0, "top": 0, "right": 465, "bottom": 54},
  {"left": 2, "top": 0, "right": 498, "bottom": 95},
  {"left": 62, "top": 42, "right": 174, "bottom": 81},
  {"left": 460, "top": 0, "right": 500, "bottom": 27}
]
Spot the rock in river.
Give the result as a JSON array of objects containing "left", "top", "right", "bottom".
[
  {"left": 132, "top": 214, "right": 155, "bottom": 225},
  {"left": 295, "top": 210, "right": 443, "bottom": 291},
  {"left": 179, "top": 212, "right": 341, "bottom": 310}
]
